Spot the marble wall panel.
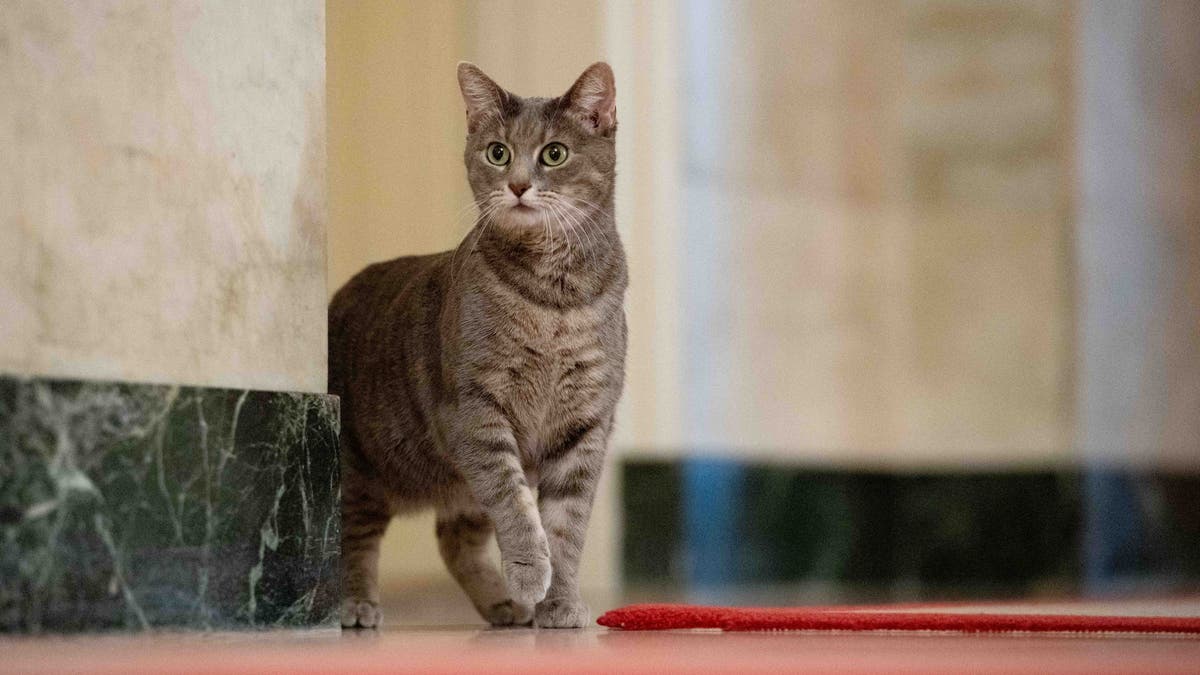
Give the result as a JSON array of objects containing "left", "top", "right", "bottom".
[
  {"left": 0, "top": 375, "right": 340, "bottom": 632},
  {"left": 0, "top": 1, "right": 327, "bottom": 393}
]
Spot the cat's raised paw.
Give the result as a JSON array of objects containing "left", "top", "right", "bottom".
[
  {"left": 503, "top": 557, "right": 552, "bottom": 606},
  {"left": 484, "top": 599, "right": 535, "bottom": 626},
  {"left": 340, "top": 598, "right": 382, "bottom": 629},
  {"left": 535, "top": 597, "right": 590, "bottom": 629}
]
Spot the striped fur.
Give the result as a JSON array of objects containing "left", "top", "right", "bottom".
[{"left": 329, "top": 63, "right": 626, "bottom": 629}]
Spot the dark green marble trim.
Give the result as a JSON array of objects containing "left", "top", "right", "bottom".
[
  {"left": 622, "top": 460, "right": 1200, "bottom": 599},
  {"left": 0, "top": 374, "right": 340, "bottom": 632}
]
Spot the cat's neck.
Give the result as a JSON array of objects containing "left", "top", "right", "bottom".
[
  {"left": 462, "top": 205, "right": 625, "bottom": 307},
  {"left": 479, "top": 199, "right": 618, "bottom": 263}
]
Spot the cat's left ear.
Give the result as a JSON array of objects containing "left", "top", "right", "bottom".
[{"left": 563, "top": 62, "right": 616, "bottom": 136}]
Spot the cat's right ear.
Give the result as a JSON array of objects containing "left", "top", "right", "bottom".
[{"left": 457, "top": 62, "right": 507, "bottom": 133}]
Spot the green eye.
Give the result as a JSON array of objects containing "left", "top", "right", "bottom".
[
  {"left": 485, "top": 142, "right": 510, "bottom": 166},
  {"left": 540, "top": 142, "right": 568, "bottom": 167}
]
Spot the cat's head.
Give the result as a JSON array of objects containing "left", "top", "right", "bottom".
[{"left": 457, "top": 62, "right": 616, "bottom": 232}]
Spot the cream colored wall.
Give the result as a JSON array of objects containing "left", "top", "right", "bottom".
[
  {"left": 0, "top": 0, "right": 328, "bottom": 393},
  {"left": 327, "top": 1, "right": 472, "bottom": 291}
]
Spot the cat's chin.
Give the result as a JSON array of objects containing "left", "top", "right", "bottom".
[{"left": 497, "top": 205, "right": 548, "bottom": 229}]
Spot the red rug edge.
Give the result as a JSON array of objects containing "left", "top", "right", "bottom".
[{"left": 596, "top": 604, "right": 1200, "bottom": 635}]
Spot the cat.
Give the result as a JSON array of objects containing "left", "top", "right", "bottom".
[{"left": 328, "top": 62, "right": 626, "bottom": 629}]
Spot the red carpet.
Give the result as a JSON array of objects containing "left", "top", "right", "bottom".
[{"left": 597, "top": 603, "right": 1200, "bottom": 635}]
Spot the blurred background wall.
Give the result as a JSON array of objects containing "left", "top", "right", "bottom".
[
  {"left": 0, "top": 1, "right": 328, "bottom": 393},
  {"left": 327, "top": 0, "right": 1199, "bottom": 605},
  {"left": 1077, "top": 0, "right": 1200, "bottom": 471},
  {"left": 678, "top": 0, "right": 1074, "bottom": 465}
]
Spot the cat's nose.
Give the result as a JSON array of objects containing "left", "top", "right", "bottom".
[{"left": 508, "top": 182, "right": 531, "bottom": 198}]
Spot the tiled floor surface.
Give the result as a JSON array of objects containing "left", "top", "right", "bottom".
[{"left": 5, "top": 595, "right": 1200, "bottom": 674}]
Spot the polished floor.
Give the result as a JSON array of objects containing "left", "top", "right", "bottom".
[{"left": 6, "top": 595, "right": 1200, "bottom": 674}]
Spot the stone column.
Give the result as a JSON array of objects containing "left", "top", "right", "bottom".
[{"left": 0, "top": 1, "right": 338, "bottom": 631}]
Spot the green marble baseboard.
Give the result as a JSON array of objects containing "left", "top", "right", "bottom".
[
  {"left": 0, "top": 374, "right": 340, "bottom": 632},
  {"left": 623, "top": 460, "right": 1200, "bottom": 599}
]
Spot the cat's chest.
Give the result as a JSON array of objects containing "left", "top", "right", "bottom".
[
  {"left": 501, "top": 311, "right": 602, "bottom": 397},
  {"left": 481, "top": 306, "right": 615, "bottom": 446}
]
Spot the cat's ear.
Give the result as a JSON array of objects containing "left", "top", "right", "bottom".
[
  {"left": 457, "top": 62, "right": 508, "bottom": 133},
  {"left": 562, "top": 62, "right": 616, "bottom": 135}
]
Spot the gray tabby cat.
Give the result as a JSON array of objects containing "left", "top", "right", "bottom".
[{"left": 328, "top": 62, "right": 626, "bottom": 629}]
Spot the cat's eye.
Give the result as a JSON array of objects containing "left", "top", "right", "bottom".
[
  {"left": 485, "top": 142, "right": 511, "bottom": 166},
  {"left": 540, "top": 142, "right": 568, "bottom": 167}
]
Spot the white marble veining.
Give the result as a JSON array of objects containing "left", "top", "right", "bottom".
[{"left": 0, "top": 1, "right": 327, "bottom": 393}]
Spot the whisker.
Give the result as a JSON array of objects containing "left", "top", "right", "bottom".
[
  {"left": 561, "top": 194, "right": 613, "bottom": 224},
  {"left": 561, "top": 196, "right": 615, "bottom": 250},
  {"left": 562, "top": 194, "right": 616, "bottom": 240},
  {"left": 547, "top": 201, "right": 581, "bottom": 261},
  {"left": 550, "top": 200, "right": 592, "bottom": 260},
  {"left": 452, "top": 200, "right": 486, "bottom": 232},
  {"left": 549, "top": 194, "right": 605, "bottom": 255},
  {"left": 562, "top": 194, "right": 609, "bottom": 212},
  {"left": 449, "top": 196, "right": 505, "bottom": 286},
  {"left": 567, "top": 200, "right": 604, "bottom": 254},
  {"left": 540, "top": 204, "right": 555, "bottom": 266},
  {"left": 451, "top": 190, "right": 506, "bottom": 234}
]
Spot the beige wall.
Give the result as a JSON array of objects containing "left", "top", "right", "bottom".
[
  {"left": 327, "top": 1, "right": 471, "bottom": 292},
  {"left": 0, "top": 1, "right": 328, "bottom": 393}
]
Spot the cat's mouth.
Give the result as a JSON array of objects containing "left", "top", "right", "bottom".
[
  {"left": 505, "top": 202, "right": 543, "bottom": 227},
  {"left": 505, "top": 201, "right": 543, "bottom": 222}
]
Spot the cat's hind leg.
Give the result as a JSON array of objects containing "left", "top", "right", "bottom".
[
  {"left": 436, "top": 492, "right": 534, "bottom": 626},
  {"left": 340, "top": 461, "right": 391, "bottom": 629}
]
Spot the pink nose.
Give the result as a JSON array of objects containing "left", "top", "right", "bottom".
[{"left": 509, "top": 183, "right": 530, "bottom": 198}]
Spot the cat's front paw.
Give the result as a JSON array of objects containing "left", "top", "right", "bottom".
[
  {"left": 535, "top": 597, "right": 590, "bottom": 629},
  {"left": 483, "top": 599, "right": 535, "bottom": 627},
  {"left": 340, "top": 598, "right": 383, "bottom": 629},
  {"left": 502, "top": 556, "right": 552, "bottom": 606}
]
